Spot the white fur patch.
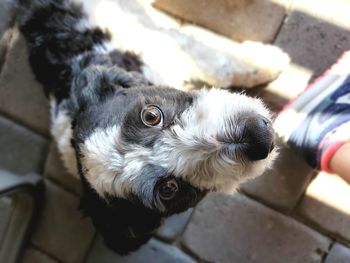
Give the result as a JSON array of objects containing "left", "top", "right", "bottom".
[
  {"left": 80, "top": 126, "right": 154, "bottom": 200},
  {"left": 74, "top": 18, "right": 91, "bottom": 32},
  {"left": 50, "top": 99, "right": 78, "bottom": 177},
  {"left": 92, "top": 41, "right": 116, "bottom": 54}
]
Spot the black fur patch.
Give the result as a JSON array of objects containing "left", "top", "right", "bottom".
[
  {"left": 109, "top": 50, "right": 143, "bottom": 73},
  {"left": 120, "top": 87, "right": 193, "bottom": 147},
  {"left": 153, "top": 176, "right": 207, "bottom": 214},
  {"left": 71, "top": 84, "right": 193, "bottom": 146},
  {"left": 18, "top": 0, "right": 143, "bottom": 102},
  {"left": 79, "top": 174, "right": 162, "bottom": 255}
]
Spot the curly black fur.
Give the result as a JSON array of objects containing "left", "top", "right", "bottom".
[
  {"left": 17, "top": 0, "right": 141, "bottom": 102},
  {"left": 79, "top": 174, "right": 162, "bottom": 255}
]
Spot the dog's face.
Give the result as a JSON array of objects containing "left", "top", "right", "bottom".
[{"left": 71, "top": 65, "right": 276, "bottom": 253}]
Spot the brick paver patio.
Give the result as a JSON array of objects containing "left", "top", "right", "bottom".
[{"left": 1, "top": 0, "right": 350, "bottom": 262}]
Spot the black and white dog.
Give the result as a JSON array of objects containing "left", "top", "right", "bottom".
[{"left": 15, "top": 0, "right": 280, "bottom": 254}]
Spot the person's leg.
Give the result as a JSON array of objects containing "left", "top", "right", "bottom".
[
  {"left": 274, "top": 51, "right": 350, "bottom": 178},
  {"left": 330, "top": 142, "right": 350, "bottom": 183}
]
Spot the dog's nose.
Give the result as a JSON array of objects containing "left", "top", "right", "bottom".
[{"left": 241, "top": 115, "right": 274, "bottom": 161}]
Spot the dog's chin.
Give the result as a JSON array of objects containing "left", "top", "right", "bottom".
[{"left": 79, "top": 175, "right": 162, "bottom": 254}]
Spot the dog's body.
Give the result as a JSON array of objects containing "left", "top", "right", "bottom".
[{"left": 17, "top": 0, "right": 280, "bottom": 254}]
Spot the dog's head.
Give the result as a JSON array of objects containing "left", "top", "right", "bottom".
[{"left": 71, "top": 63, "right": 276, "bottom": 254}]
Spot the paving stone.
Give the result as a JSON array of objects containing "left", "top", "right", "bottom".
[
  {"left": 294, "top": 172, "right": 350, "bottom": 244},
  {"left": 156, "top": 209, "right": 193, "bottom": 242},
  {"left": 182, "top": 192, "right": 330, "bottom": 263},
  {"left": 0, "top": 115, "right": 48, "bottom": 175},
  {"left": 0, "top": 27, "right": 49, "bottom": 136},
  {"left": 31, "top": 180, "right": 95, "bottom": 263},
  {"left": 0, "top": 0, "right": 15, "bottom": 40},
  {"left": 241, "top": 138, "right": 314, "bottom": 213},
  {"left": 274, "top": 0, "right": 350, "bottom": 80},
  {"left": 267, "top": 0, "right": 350, "bottom": 101},
  {"left": 21, "top": 247, "right": 59, "bottom": 263},
  {"left": 44, "top": 143, "right": 81, "bottom": 196},
  {"left": 86, "top": 237, "right": 196, "bottom": 263},
  {"left": 0, "top": 197, "right": 13, "bottom": 247},
  {"left": 324, "top": 243, "right": 350, "bottom": 263},
  {"left": 154, "top": 0, "right": 293, "bottom": 43}
]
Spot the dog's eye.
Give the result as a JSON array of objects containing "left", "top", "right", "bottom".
[
  {"left": 141, "top": 105, "right": 163, "bottom": 127},
  {"left": 159, "top": 179, "right": 178, "bottom": 200}
]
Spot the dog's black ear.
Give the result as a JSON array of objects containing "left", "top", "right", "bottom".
[
  {"left": 105, "top": 68, "right": 150, "bottom": 90},
  {"left": 70, "top": 59, "right": 149, "bottom": 110},
  {"left": 79, "top": 175, "right": 162, "bottom": 255}
]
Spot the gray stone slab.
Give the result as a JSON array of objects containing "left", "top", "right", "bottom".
[
  {"left": 87, "top": 237, "right": 196, "bottom": 263},
  {"left": 0, "top": 0, "right": 15, "bottom": 40},
  {"left": 44, "top": 143, "right": 81, "bottom": 196},
  {"left": 0, "top": 197, "right": 13, "bottom": 249},
  {"left": 295, "top": 172, "right": 350, "bottom": 244},
  {"left": 274, "top": 0, "right": 350, "bottom": 79},
  {"left": 182, "top": 192, "right": 330, "bottom": 263},
  {"left": 325, "top": 243, "right": 350, "bottom": 263},
  {"left": 154, "top": 0, "right": 293, "bottom": 42},
  {"left": 156, "top": 209, "right": 193, "bottom": 242},
  {"left": 0, "top": 27, "right": 49, "bottom": 136},
  {"left": 0, "top": 115, "right": 48, "bottom": 174},
  {"left": 21, "top": 247, "right": 59, "bottom": 263},
  {"left": 31, "top": 180, "right": 95, "bottom": 263},
  {"left": 241, "top": 138, "right": 314, "bottom": 213},
  {"left": 266, "top": 0, "right": 350, "bottom": 101}
]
